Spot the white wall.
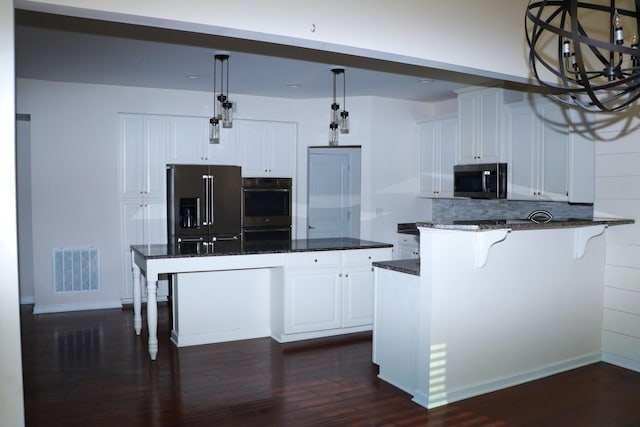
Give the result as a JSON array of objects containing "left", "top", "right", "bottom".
[
  {"left": 593, "top": 109, "right": 640, "bottom": 371},
  {"left": 16, "top": 78, "right": 436, "bottom": 308},
  {"left": 1, "top": 3, "right": 26, "bottom": 426}
]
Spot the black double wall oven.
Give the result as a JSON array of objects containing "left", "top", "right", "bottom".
[{"left": 242, "top": 177, "right": 292, "bottom": 241}]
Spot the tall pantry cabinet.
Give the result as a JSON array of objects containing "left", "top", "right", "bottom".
[{"left": 119, "top": 114, "right": 169, "bottom": 303}]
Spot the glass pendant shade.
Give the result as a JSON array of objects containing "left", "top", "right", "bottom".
[
  {"left": 339, "top": 110, "right": 349, "bottom": 134},
  {"left": 222, "top": 101, "right": 233, "bottom": 128},
  {"left": 329, "top": 122, "right": 339, "bottom": 146},
  {"left": 209, "top": 117, "right": 220, "bottom": 144}
]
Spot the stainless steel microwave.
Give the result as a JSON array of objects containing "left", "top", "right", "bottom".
[{"left": 453, "top": 163, "right": 507, "bottom": 199}]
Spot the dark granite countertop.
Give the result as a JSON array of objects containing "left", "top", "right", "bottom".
[
  {"left": 373, "top": 258, "right": 420, "bottom": 276},
  {"left": 415, "top": 217, "right": 634, "bottom": 231},
  {"left": 132, "top": 237, "right": 393, "bottom": 259}
]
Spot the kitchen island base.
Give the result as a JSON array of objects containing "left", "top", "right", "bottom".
[
  {"left": 131, "top": 239, "right": 393, "bottom": 359},
  {"left": 374, "top": 224, "right": 613, "bottom": 409}
]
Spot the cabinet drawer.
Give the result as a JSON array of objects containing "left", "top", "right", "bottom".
[
  {"left": 285, "top": 251, "right": 341, "bottom": 267},
  {"left": 342, "top": 248, "right": 391, "bottom": 265}
]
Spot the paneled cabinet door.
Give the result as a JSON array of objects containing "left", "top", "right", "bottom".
[
  {"left": 238, "top": 120, "right": 296, "bottom": 177},
  {"left": 120, "top": 200, "right": 168, "bottom": 302},
  {"left": 341, "top": 264, "right": 375, "bottom": 328},
  {"left": 418, "top": 116, "right": 457, "bottom": 197},
  {"left": 167, "top": 116, "right": 236, "bottom": 165},
  {"left": 457, "top": 88, "right": 504, "bottom": 164},
  {"left": 119, "top": 114, "right": 167, "bottom": 199},
  {"left": 284, "top": 267, "right": 341, "bottom": 334},
  {"left": 507, "top": 101, "right": 570, "bottom": 201}
]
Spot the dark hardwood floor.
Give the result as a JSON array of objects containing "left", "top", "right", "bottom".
[{"left": 20, "top": 304, "right": 640, "bottom": 427}]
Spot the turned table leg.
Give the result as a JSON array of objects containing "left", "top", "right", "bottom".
[
  {"left": 147, "top": 279, "right": 159, "bottom": 360},
  {"left": 132, "top": 257, "right": 142, "bottom": 336}
]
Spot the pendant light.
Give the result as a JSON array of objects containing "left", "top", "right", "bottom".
[
  {"left": 329, "top": 68, "right": 349, "bottom": 145},
  {"left": 209, "top": 54, "right": 234, "bottom": 144},
  {"left": 526, "top": 0, "right": 640, "bottom": 112}
]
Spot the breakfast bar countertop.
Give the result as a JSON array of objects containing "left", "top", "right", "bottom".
[{"left": 415, "top": 217, "right": 634, "bottom": 231}]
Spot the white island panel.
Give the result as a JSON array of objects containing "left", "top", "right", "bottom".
[
  {"left": 171, "top": 269, "right": 274, "bottom": 347},
  {"left": 419, "top": 226, "right": 605, "bottom": 407}
]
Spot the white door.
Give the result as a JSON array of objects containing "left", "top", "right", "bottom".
[{"left": 307, "top": 148, "right": 360, "bottom": 238}]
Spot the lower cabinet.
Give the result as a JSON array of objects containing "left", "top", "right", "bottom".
[{"left": 272, "top": 247, "right": 392, "bottom": 342}]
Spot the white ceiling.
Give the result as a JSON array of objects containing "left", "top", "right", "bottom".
[{"left": 15, "top": 11, "right": 507, "bottom": 102}]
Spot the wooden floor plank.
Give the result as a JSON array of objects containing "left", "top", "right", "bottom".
[{"left": 20, "top": 304, "right": 640, "bottom": 426}]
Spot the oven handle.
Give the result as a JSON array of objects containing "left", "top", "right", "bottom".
[
  {"left": 243, "top": 188, "right": 290, "bottom": 192},
  {"left": 243, "top": 227, "right": 291, "bottom": 233}
]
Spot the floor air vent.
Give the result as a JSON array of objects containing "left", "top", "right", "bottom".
[{"left": 53, "top": 247, "right": 100, "bottom": 293}]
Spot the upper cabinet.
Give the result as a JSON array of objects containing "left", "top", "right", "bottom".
[
  {"left": 237, "top": 120, "right": 297, "bottom": 177},
  {"left": 417, "top": 115, "right": 457, "bottom": 198},
  {"left": 167, "top": 116, "right": 236, "bottom": 165},
  {"left": 456, "top": 88, "right": 506, "bottom": 164},
  {"left": 119, "top": 114, "right": 167, "bottom": 200},
  {"left": 506, "top": 99, "right": 594, "bottom": 203}
]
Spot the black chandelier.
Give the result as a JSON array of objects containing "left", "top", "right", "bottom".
[{"left": 526, "top": 0, "right": 640, "bottom": 112}]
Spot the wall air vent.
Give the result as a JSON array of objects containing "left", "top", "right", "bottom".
[{"left": 53, "top": 247, "right": 100, "bottom": 293}]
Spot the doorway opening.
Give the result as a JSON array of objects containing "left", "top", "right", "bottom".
[{"left": 307, "top": 146, "right": 361, "bottom": 239}]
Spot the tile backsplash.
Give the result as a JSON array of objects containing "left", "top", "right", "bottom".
[{"left": 431, "top": 198, "right": 593, "bottom": 221}]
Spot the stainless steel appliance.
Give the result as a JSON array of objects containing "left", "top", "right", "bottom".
[
  {"left": 242, "top": 177, "right": 292, "bottom": 241},
  {"left": 167, "top": 164, "right": 242, "bottom": 249},
  {"left": 454, "top": 163, "right": 507, "bottom": 199}
]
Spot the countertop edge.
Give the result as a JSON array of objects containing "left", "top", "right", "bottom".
[{"left": 415, "top": 218, "right": 634, "bottom": 231}]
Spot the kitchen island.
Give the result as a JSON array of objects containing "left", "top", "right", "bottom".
[
  {"left": 131, "top": 238, "right": 393, "bottom": 360},
  {"left": 373, "top": 218, "right": 632, "bottom": 409}
]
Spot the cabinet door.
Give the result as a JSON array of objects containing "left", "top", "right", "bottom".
[
  {"left": 168, "top": 116, "right": 208, "bottom": 164},
  {"left": 143, "top": 116, "right": 167, "bottom": 199},
  {"left": 397, "top": 234, "right": 419, "bottom": 260},
  {"left": 285, "top": 268, "right": 341, "bottom": 333},
  {"left": 120, "top": 114, "right": 145, "bottom": 198},
  {"left": 237, "top": 121, "right": 268, "bottom": 176},
  {"left": 119, "top": 114, "right": 166, "bottom": 199},
  {"left": 538, "top": 103, "right": 569, "bottom": 201},
  {"left": 265, "top": 122, "right": 296, "bottom": 177},
  {"left": 439, "top": 117, "right": 457, "bottom": 197},
  {"left": 457, "top": 93, "right": 478, "bottom": 164},
  {"left": 342, "top": 264, "right": 375, "bottom": 327},
  {"left": 478, "top": 89, "right": 502, "bottom": 163},
  {"left": 418, "top": 121, "right": 439, "bottom": 196},
  {"left": 506, "top": 103, "right": 537, "bottom": 200}
]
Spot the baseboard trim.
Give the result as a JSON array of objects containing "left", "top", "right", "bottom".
[
  {"left": 414, "top": 352, "right": 602, "bottom": 409},
  {"left": 20, "top": 296, "right": 35, "bottom": 305},
  {"left": 33, "top": 300, "right": 122, "bottom": 314},
  {"left": 171, "top": 327, "right": 271, "bottom": 347},
  {"left": 602, "top": 352, "right": 640, "bottom": 373}
]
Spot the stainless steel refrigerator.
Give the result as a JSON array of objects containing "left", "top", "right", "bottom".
[{"left": 167, "top": 164, "right": 242, "bottom": 248}]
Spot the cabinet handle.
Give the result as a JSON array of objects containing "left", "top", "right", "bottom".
[
  {"left": 339, "top": 273, "right": 342, "bottom": 277},
  {"left": 314, "top": 259, "right": 318, "bottom": 263},
  {"left": 345, "top": 274, "right": 349, "bottom": 278}
]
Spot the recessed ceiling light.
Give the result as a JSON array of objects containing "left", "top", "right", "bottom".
[
  {"left": 287, "top": 83, "right": 302, "bottom": 88},
  {"left": 186, "top": 74, "right": 201, "bottom": 79},
  {"left": 419, "top": 78, "right": 433, "bottom": 84}
]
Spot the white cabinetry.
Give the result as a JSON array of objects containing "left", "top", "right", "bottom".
[
  {"left": 237, "top": 120, "right": 296, "bottom": 177},
  {"left": 118, "top": 114, "right": 168, "bottom": 303},
  {"left": 167, "top": 116, "right": 236, "bottom": 165},
  {"left": 397, "top": 233, "right": 419, "bottom": 259},
  {"left": 417, "top": 116, "right": 457, "bottom": 197},
  {"left": 273, "top": 247, "right": 392, "bottom": 342},
  {"left": 456, "top": 88, "right": 507, "bottom": 164},
  {"left": 506, "top": 100, "right": 593, "bottom": 202}
]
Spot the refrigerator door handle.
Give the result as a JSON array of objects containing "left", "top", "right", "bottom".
[
  {"left": 210, "top": 174, "right": 215, "bottom": 226},
  {"left": 202, "top": 175, "right": 208, "bottom": 226}
]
